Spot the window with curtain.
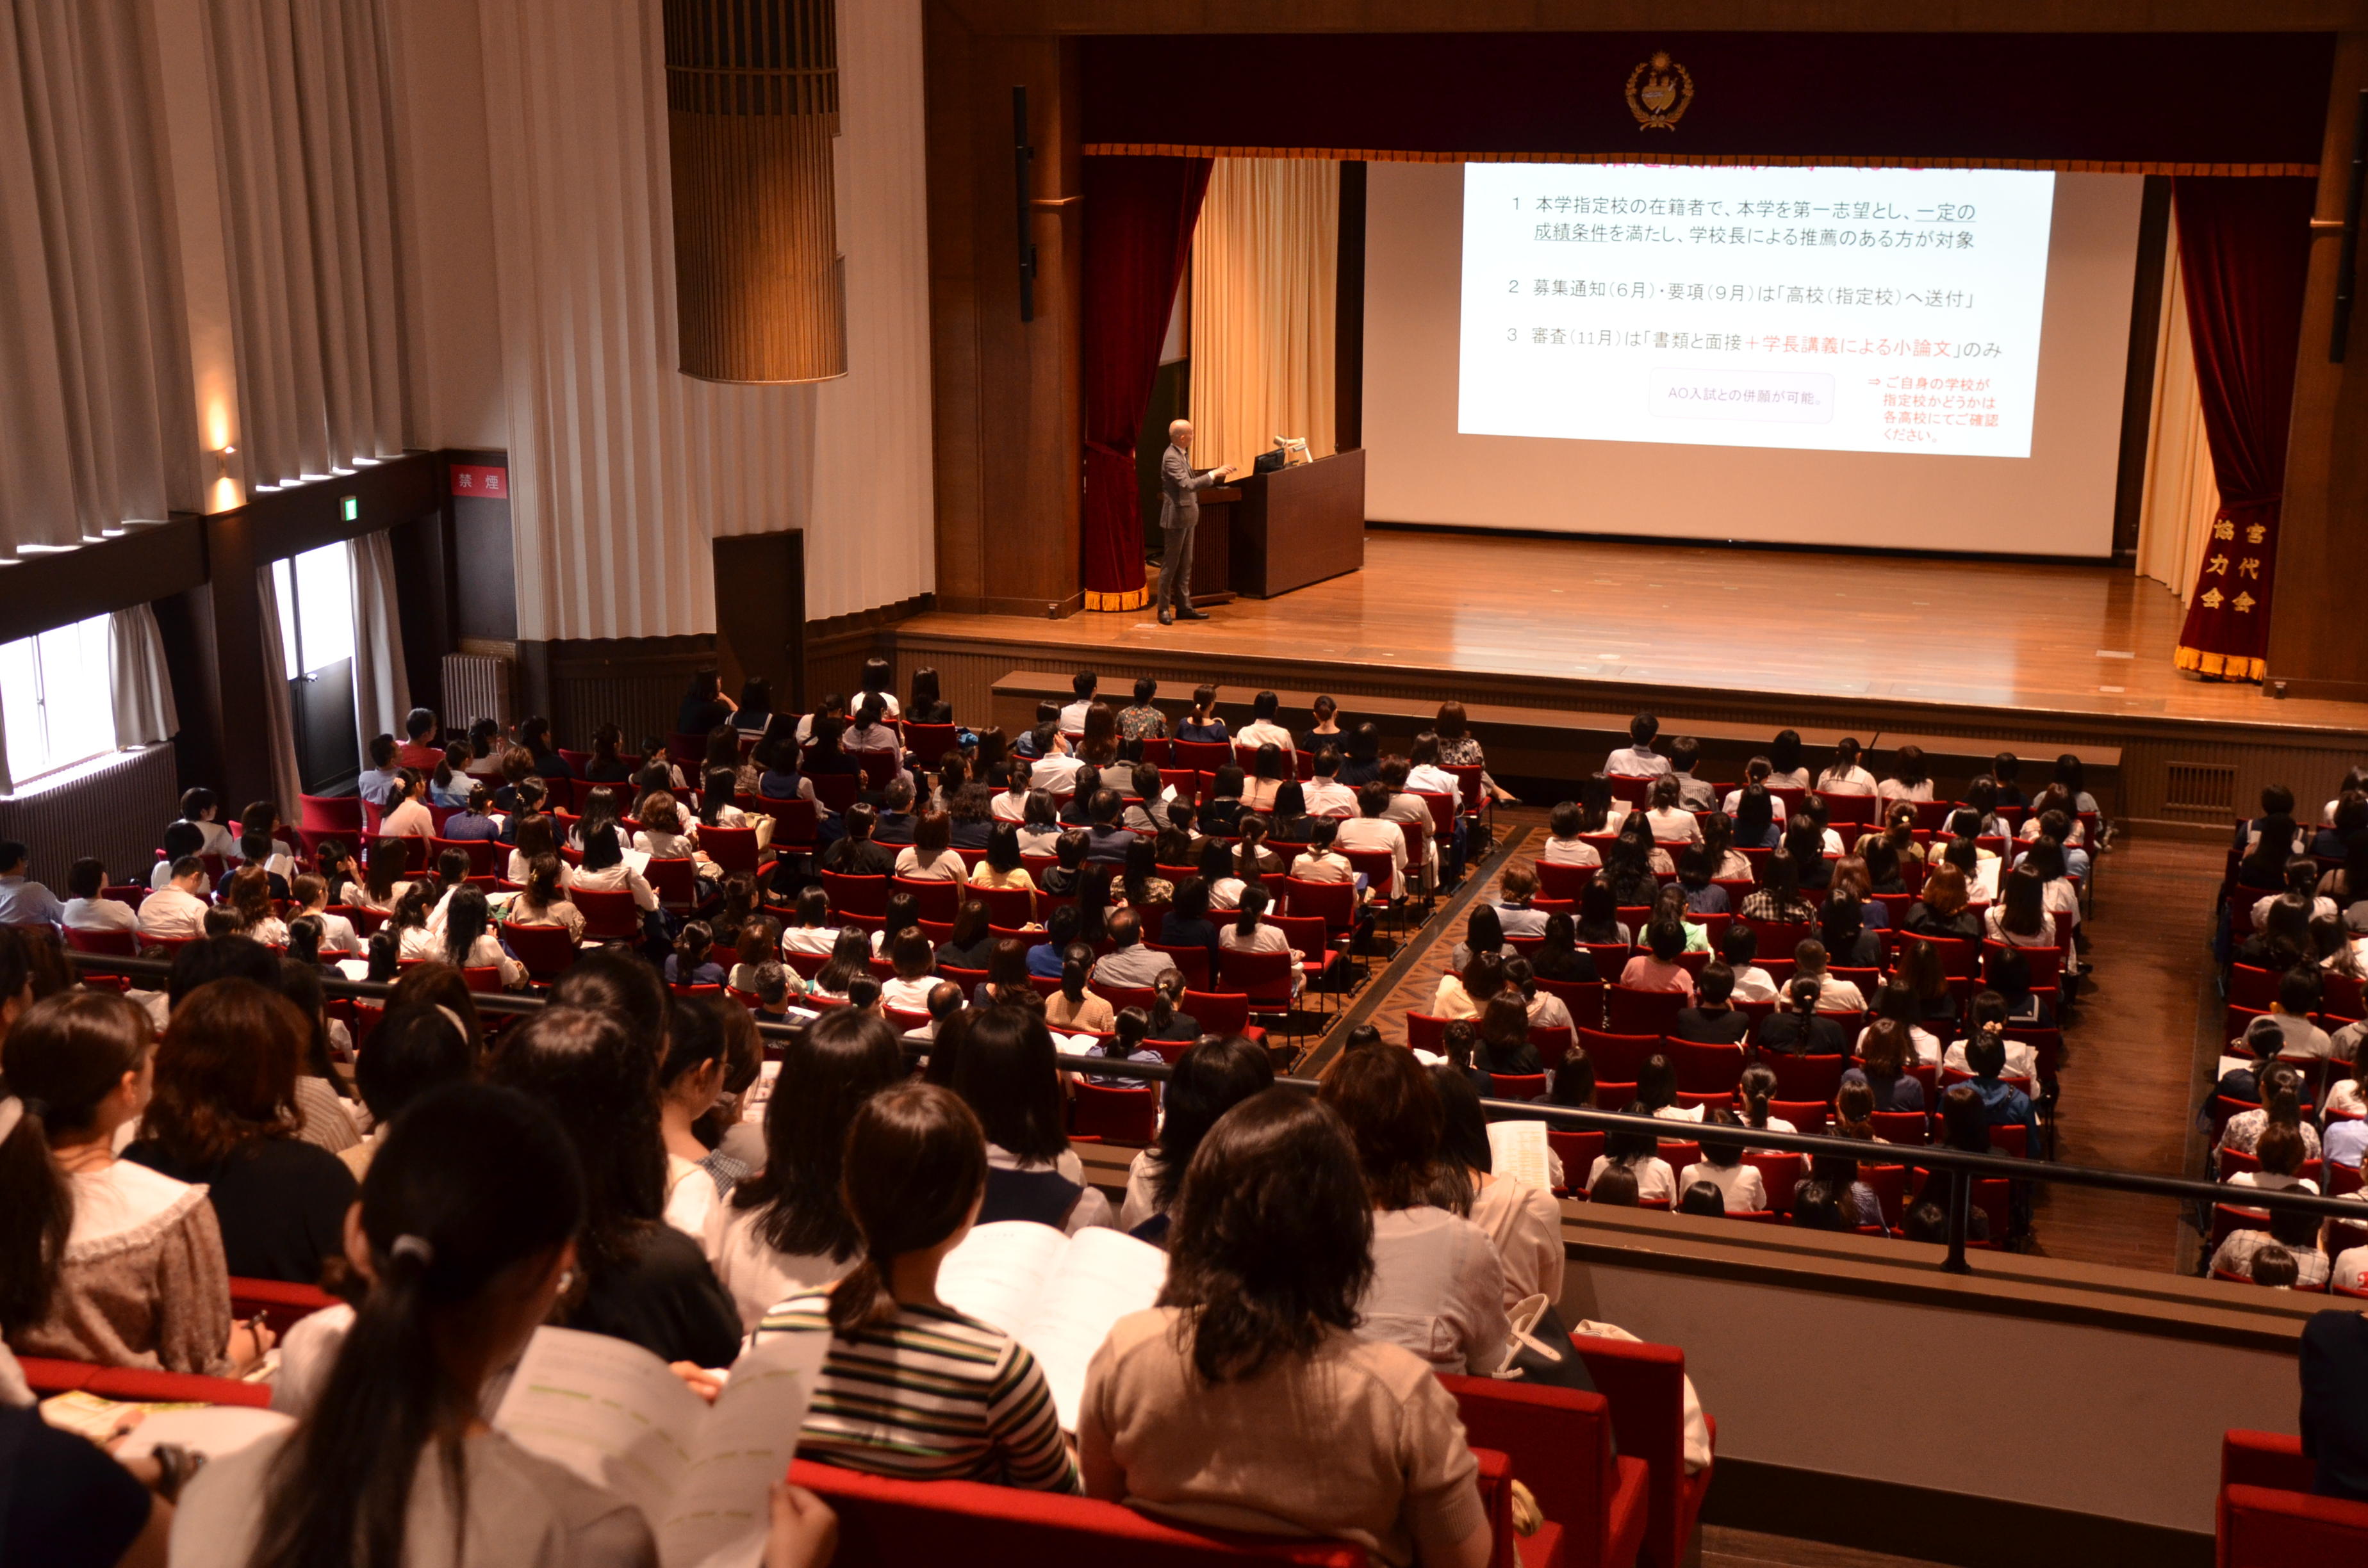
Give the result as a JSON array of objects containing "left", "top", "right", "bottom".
[
  {"left": 0, "top": 614, "right": 117, "bottom": 785},
  {"left": 271, "top": 542, "right": 357, "bottom": 679}
]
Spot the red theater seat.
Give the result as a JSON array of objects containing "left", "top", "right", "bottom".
[
  {"left": 2219, "top": 1429, "right": 2368, "bottom": 1567},
  {"left": 1442, "top": 1375, "right": 1647, "bottom": 1568},
  {"left": 789, "top": 1460, "right": 1367, "bottom": 1567}
]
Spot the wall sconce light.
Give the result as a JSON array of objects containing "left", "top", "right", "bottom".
[{"left": 214, "top": 445, "right": 237, "bottom": 478}]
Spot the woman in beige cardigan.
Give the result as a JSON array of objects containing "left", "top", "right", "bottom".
[{"left": 3, "top": 990, "right": 268, "bottom": 1376}]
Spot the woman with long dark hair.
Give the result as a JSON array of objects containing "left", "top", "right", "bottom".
[
  {"left": 1080, "top": 1088, "right": 1492, "bottom": 1568},
  {"left": 950, "top": 1006, "right": 1115, "bottom": 1232},
  {"left": 703, "top": 1007, "right": 903, "bottom": 1329},
  {"left": 486, "top": 1006, "right": 739, "bottom": 1367},
  {"left": 1115, "top": 1033, "right": 1274, "bottom": 1237},
  {"left": 752, "top": 1081, "right": 1078, "bottom": 1492},
  {"left": 170, "top": 1083, "right": 662, "bottom": 1568}
]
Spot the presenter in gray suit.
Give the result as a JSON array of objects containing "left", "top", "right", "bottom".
[{"left": 1156, "top": 418, "right": 1233, "bottom": 625}]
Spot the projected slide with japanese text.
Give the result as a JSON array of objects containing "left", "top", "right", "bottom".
[{"left": 1458, "top": 164, "right": 2056, "bottom": 458}]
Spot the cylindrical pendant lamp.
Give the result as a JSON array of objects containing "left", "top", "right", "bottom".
[{"left": 662, "top": 0, "right": 845, "bottom": 384}]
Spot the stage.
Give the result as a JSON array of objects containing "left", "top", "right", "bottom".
[{"left": 884, "top": 530, "right": 2368, "bottom": 827}]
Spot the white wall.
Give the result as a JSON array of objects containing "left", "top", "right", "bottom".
[
  {"left": 475, "top": 0, "right": 935, "bottom": 640},
  {"left": 1364, "top": 163, "right": 2143, "bottom": 559}
]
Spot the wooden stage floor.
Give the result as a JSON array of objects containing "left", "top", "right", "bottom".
[{"left": 901, "top": 530, "right": 2368, "bottom": 739}]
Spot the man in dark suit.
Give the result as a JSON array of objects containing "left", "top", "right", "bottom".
[{"left": 1157, "top": 418, "right": 1233, "bottom": 625}]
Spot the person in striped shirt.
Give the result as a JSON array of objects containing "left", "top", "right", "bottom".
[{"left": 752, "top": 1082, "right": 1080, "bottom": 1492}]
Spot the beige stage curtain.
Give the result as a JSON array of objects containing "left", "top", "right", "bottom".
[
  {"left": 204, "top": 0, "right": 409, "bottom": 487},
  {"left": 253, "top": 565, "right": 305, "bottom": 813},
  {"left": 2135, "top": 209, "right": 2221, "bottom": 607},
  {"left": 1188, "top": 157, "right": 1337, "bottom": 480},
  {"left": 0, "top": 0, "right": 202, "bottom": 558}
]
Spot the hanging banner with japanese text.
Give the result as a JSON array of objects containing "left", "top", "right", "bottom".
[{"left": 2167, "top": 177, "right": 2314, "bottom": 683}]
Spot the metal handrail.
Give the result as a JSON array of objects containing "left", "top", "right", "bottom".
[{"left": 72, "top": 951, "right": 2353, "bottom": 1278}]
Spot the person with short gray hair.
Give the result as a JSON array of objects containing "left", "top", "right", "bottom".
[{"left": 1156, "top": 419, "right": 1233, "bottom": 625}]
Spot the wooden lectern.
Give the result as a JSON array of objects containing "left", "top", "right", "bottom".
[{"left": 1225, "top": 448, "right": 1365, "bottom": 599}]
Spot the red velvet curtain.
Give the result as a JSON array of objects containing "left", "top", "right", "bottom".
[
  {"left": 2170, "top": 176, "right": 2317, "bottom": 682},
  {"left": 1080, "top": 154, "right": 1212, "bottom": 612}
]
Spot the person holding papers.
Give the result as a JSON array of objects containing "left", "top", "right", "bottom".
[
  {"left": 1079, "top": 1088, "right": 1492, "bottom": 1568},
  {"left": 172, "top": 1082, "right": 664, "bottom": 1567},
  {"left": 753, "top": 1082, "right": 1080, "bottom": 1492}
]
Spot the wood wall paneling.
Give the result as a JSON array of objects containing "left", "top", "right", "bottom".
[
  {"left": 924, "top": 6, "right": 1085, "bottom": 617},
  {"left": 940, "top": 2, "right": 2366, "bottom": 31},
  {"left": 2268, "top": 33, "right": 2368, "bottom": 700},
  {"left": 0, "top": 518, "right": 207, "bottom": 648},
  {"left": 1335, "top": 159, "right": 1366, "bottom": 452}
]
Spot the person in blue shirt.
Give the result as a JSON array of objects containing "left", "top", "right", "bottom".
[
  {"left": 1025, "top": 904, "right": 1082, "bottom": 978},
  {"left": 1083, "top": 789, "right": 1138, "bottom": 866},
  {"left": 1174, "top": 683, "right": 1229, "bottom": 744},
  {"left": 356, "top": 733, "right": 403, "bottom": 808},
  {"left": 1012, "top": 701, "right": 1059, "bottom": 758},
  {"left": 440, "top": 783, "right": 503, "bottom": 842},
  {"left": 1958, "top": 1027, "right": 2039, "bottom": 1152},
  {"left": 664, "top": 920, "right": 728, "bottom": 988},
  {"left": 0, "top": 840, "right": 65, "bottom": 927}
]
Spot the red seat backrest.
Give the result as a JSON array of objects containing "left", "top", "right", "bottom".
[
  {"left": 1071, "top": 1080, "right": 1158, "bottom": 1142},
  {"left": 789, "top": 1460, "right": 1365, "bottom": 1567},
  {"left": 1439, "top": 1373, "right": 1620, "bottom": 1562},
  {"left": 1568, "top": 1332, "right": 1704, "bottom": 1568}
]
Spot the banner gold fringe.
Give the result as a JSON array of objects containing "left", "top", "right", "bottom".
[
  {"left": 1083, "top": 145, "right": 2317, "bottom": 178},
  {"left": 2175, "top": 644, "right": 2265, "bottom": 681},
  {"left": 1085, "top": 585, "right": 1149, "bottom": 612}
]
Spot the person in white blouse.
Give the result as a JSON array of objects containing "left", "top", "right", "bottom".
[
  {"left": 397, "top": 887, "right": 527, "bottom": 988},
  {"left": 136, "top": 859, "right": 210, "bottom": 942},
  {"left": 702, "top": 1009, "right": 903, "bottom": 1330},
  {"left": 1814, "top": 739, "right": 1877, "bottom": 796},
  {"left": 1590, "top": 1134, "right": 1679, "bottom": 1205},
  {"left": 1984, "top": 869, "right": 2058, "bottom": 951},
  {"left": 174, "top": 787, "right": 239, "bottom": 857},
  {"left": 1605, "top": 714, "right": 1671, "bottom": 778},
  {"left": 1288, "top": 819, "right": 1356, "bottom": 884},
  {"left": 991, "top": 758, "right": 1033, "bottom": 823},
  {"left": 1406, "top": 735, "right": 1463, "bottom": 812},
  {"left": 777, "top": 886, "right": 843, "bottom": 956},
  {"left": 61, "top": 858, "right": 140, "bottom": 932},
  {"left": 504, "top": 856, "right": 586, "bottom": 943},
  {"left": 1057, "top": 670, "right": 1099, "bottom": 736},
  {"left": 1677, "top": 1112, "right": 1768, "bottom": 1213},
  {"left": 1318, "top": 1047, "right": 1509, "bottom": 1376},
  {"left": 282, "top": 874, "right": 363, "bottom": 956},
  {"left": 1028, "top": 725, "right": 1085, "bottom": 797},
  {"left": 376, "top": 771, "right": 436, "bottom": 838},
  {"left": 1301, "top": 750, "right": 1360, "bottom": 818},
  {"left": 1877, "top": 745, "right": 1936, "bottom": 811},
  {"left": 1641, "top": 776, "right": 1704, "bottom": 844},
  {"left": 568, "top": 828, "right": 658, "bottom": 913},
  {"left": 1235, "top": 691, "right": 1296, "bottom": 754},
  {"left": 1335, "top": 785, "right": 1411, "bottom": 894},
  {"left": 1539, "top": 801, "right": 1602, "bottom": 867},
  {"left": 892, "top": 812, "right": 969, "bottom": 881},
  {"left": 632, "top": 792, "right": 723, "bottom": 893},
  {"left": 1217, "top": 886, "right": 1304, "bottom": 995}
]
